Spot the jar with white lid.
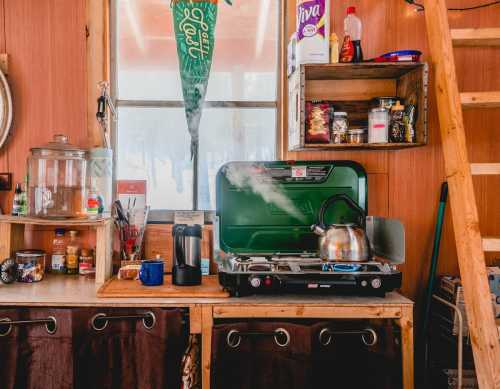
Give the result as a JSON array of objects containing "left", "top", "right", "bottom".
[
  {"left": 331, "top": 112, "right": 348, "bottom": 144},
  {"left": 368, "top": 108, "right": 389, "bottom": 143}
]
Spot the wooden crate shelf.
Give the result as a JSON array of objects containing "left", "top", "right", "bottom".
[
  {"left": 288, "top": 62, "right": 429, "bottom": 151},
  {"left": 0, "top": 215, "right": 113, "bottom": 284},
  {"left": 302, "top": 142, "right": 426, "bottom": 151}
]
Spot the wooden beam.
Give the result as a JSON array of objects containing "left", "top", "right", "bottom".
[
  {"left": 201, "top": 305, "right": 213, "bottom": 389},
  {"left": 423, "top": 1, "right": 500, "bottom": 388},
  {"left": 471, "top": 163, "right": 500, "bottom": 175},
  {"left": 461, "top": 92, "right": 500, "bottom": 109},
  {"left": 452, "top": 28, "right": 500, "bottom": 47},
  {"left": 86, "top": 0, "right": 110, "bottom": 148},
  {"left": 483, "top": 237, "right": 500, "bottom": 252}
]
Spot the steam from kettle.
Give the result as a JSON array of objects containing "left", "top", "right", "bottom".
[{"left": 223, "top": 164, "right": 306, "bottom": 222}]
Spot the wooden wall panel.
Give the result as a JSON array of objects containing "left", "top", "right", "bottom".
[{"left": 0, "top": 0, "right": 88, "bottom": 253}]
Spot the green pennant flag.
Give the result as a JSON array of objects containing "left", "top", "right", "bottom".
[{"left": 172, "top": 0, "right": 230, "bottom": 159}]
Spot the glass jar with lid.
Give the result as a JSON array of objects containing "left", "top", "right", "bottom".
[
  {"left": 331, "top": 112, "right": 348, "bottom": 144},
  {"left": 27, "top": 134, "right": 87, "bottom": 219},
  {"left": 16, "top": 250, "right": 46, "bottom": 282}
]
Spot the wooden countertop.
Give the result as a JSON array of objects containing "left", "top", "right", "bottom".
[{"left": 0, "top": 275, "right": 413, "bottom": 307}]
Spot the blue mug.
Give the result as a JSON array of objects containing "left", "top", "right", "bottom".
[{"left": 139, "top": 260, "right": 164, "bottom": 286}]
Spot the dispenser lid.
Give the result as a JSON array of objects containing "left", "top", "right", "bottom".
[{"left": 31, "top": 134, "right": 86, "bottom": 157}]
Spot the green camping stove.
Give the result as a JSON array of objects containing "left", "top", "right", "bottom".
[{"left": 215, "top": 161, "right": 403, "bottom": 297}]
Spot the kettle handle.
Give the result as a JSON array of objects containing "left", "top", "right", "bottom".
[{"left": 318, "top": 194, "right": 366, "bottom": 229}]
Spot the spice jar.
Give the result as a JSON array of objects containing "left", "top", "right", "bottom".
[
  {"left": 331, "top": 112, "right": 348, "bottom": 143},
  {"left": 390, "top": 101, "right": 405, "bottom": 143},
  {"left": 368, "top": 108, "right": 389, "bottom": 144},
  {"left": 15, "top": 250, "right": 45, "bottom": 282},
  {"left": 347, "top": 128, "right": 367, "bottom": 144},
  {"left": 79, "top": 248, "right": 94, "bottom": 275}
]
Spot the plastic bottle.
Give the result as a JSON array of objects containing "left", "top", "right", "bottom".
[
  {"left": 11, "top": 184, "right": 24, "bottom": 216},
  {"left": 51, "top": 229, "right": 67, "bottom": 274},
  {"left": 341, "top": 6, "right": 363, "bottom": 63},
  {"left": 86, "top": 186, "right": 99, "bottom": 219},
  {"left": 330, "top": 33, "right": 339, "bottom": 63},
  {"left": 66, "top": 230, "right": 80, "bottom": 275}
]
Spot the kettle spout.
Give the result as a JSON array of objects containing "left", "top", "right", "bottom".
[{"left": 311, "top": 224, "right": 326, "bottom": 236}]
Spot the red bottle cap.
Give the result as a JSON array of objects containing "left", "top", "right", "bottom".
[{"left": 347, "top": 6, "right": 356, "bottom": 14}]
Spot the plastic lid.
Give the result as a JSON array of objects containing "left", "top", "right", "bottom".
[
  {"left": 16, "top": 249, "right": 45, "bottom": 258},
  {"left": 347, "top": 6, "right": 356, "bottom": 14},
  {"left": 333, "top": 111, "right": 348, "bottom": 116},
  {"left": 391, "top": 100, "right": 405, "bottom": 111},
  {"left": 31, "top": 134, "right": 86, "bottom": 156},
  {"left": 348, "top": 128, "right": 367, "bottom": 134},
  {"left": 55, "top": 228, "right": 65, "bottom": 235}
]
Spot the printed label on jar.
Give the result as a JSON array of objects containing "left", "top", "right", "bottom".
[
  {"left": 67, "top": 254, "right": 79, "bottom": 269},
  {"left": 51, "top": 254, "right": 66, "bottom": 271}
]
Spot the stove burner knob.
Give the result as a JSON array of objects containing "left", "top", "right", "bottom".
[
  {"left": 361, "top": 280, "right": 368, "bottom": 287},
  {"left": 371, "top": 278, "right": 382, "bottom": 289},
  {"left": 249, "top": 276, "right": 261, "bottom": 288}
]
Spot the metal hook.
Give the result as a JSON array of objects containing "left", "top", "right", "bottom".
[
  {"left": 0, "top": 318, "right": 12, "bottom": 337},
  {"left": 226, "top": 329, "right": 241, "bottom": 348},
  {"left": 90, "top": 313, "right": 108, "bottom": 331},
  {"left": 274, "top": 328, "right": 290, "bottom": 347},
  {"left": 361, "top": 328, "right": 378, "bottom": 347}
]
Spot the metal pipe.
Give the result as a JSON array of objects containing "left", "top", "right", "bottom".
[
  {"left": 318, "top": 327, "right": 378, "bottom": 347},
  {"left": 90, "top": 312, "right": 156, "bottom": 331},
  {"left": 0, "top": 316, "right": 57, "bottom": 336},
  {"left": 226, "top": 328, "right": 290, "bottom": 348},
  {"left": 433, "top": 294, "right": 463, "bottom": 389}
]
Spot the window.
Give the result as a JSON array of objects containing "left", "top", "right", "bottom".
[{"left": 112, "top": 0, "right": 280, "bottom": 215}]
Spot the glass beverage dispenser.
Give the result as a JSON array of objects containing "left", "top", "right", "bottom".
[{"left": 27, "top": 135, "right": 87, "bottom": 218}]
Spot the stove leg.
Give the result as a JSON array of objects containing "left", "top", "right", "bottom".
[{"left": 201, "top": 305, "right": 213, "bottom": 389}]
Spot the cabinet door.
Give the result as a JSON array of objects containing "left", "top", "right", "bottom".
[
  {"left": 211, "top": 321, "right": 314, "bottom": 389},
  {"left": 74, "top": 307, "right": 188, "bottom": 389},
  {"left": 0, "top": 308, "right": 74, "bottom": 389}
]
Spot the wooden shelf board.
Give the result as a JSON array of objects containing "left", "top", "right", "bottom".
[
  {"left": 452, "top": 28, "right": 500, "bottom": 47},
  {"left": 483, "top": 237, "right": 500, "bottom": 252},
  {"left": 295, "top": 142, "right": 425, "bottom": 151},
  {"left": 0, "top": 215, "right": 111, "bottom": 226},
  {"left": 461, "top": 91, "right": 500, "bottom": 108},
  {"left": 471, "top": 163, "right": 500, "bottom": 175},
  {"left": 304, "top": 62, "right": 424, "bottom": 80}
]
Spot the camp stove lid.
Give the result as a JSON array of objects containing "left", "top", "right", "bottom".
[{"left": 216, "top": 161, "right": 367, "bottom": 256}]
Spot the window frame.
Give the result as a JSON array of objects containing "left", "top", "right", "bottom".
[{"left": 109, "top": 0, "right": 284, "bottom": 222}]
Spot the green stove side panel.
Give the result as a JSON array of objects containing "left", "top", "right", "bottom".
[{"left": 216, "top": 161, "right": 367, "bottom": 255}]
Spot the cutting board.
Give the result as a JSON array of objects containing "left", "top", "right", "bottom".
[{"left": 97, "top": 275, "right": 229, "bottom": 298}]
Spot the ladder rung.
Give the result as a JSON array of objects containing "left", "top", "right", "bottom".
[
  {"left": 452, "top": 28, "right": 500, "bottom": 47},
  {"left": 470, "top": 163, "right": 500, "bottom": 175},
  {"left": 483, "top": 237, "right": 500, "bottom": 252},
  {"left": 461, "top": 92, "right": 500, "bottom": 108}
]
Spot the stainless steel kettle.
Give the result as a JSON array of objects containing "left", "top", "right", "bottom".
[{"left": 311, "top": 194, "right": 371, "bottom": 262}]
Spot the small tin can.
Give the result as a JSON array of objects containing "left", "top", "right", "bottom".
[
  {"left": 372, "top": 96, "right": 402, "bottom": 111},
  {"left": 348, "top": 128, "right": 367, "bottom": 144},
  {"left": 15, "top": 250, "right": 45, "bottom": 282}
]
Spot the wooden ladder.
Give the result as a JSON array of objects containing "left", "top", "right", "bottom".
[{"left": 423, "top": 1, "right": 500, "bottom": 388}]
